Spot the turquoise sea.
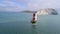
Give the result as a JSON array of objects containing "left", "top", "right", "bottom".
[{"left": 0, "top": 12, "right": 60, "bottom": 34}]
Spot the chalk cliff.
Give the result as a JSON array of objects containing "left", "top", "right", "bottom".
[{"left": 37, "top": 8, "right": 58, "bottom": 15}]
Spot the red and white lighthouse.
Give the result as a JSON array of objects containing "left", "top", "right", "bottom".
[{"left": 31, "top": 13, "right": 37, "bottom": 23}]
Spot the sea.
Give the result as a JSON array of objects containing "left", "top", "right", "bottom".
[{"left": 0, "top": 12, "right": 60, "bottom": 34}]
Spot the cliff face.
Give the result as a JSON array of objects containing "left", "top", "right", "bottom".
[
  {"left": 47, "top": 8, "right": 58, "bottom": 15},
  {"left": 37, "top": 8, "right": 58, "bottom": 15}
]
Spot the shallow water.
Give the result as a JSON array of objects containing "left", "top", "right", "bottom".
[{"left": 0, "top": 12, "right": 60, "bottom": 34}]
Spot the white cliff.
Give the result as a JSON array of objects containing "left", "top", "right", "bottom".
[{"left": 36, "top": 8, "right": 58, "bottom": 15}]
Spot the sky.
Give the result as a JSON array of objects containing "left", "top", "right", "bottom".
[{"left": 0, "top": 0, "right": 60, "bottom": 12}]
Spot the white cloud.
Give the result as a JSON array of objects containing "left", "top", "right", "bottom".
[
  {"left": 0, "top": 1, "right": 24, "bottom": 12},
  {"left": 25, "top": 0, "right": 60, "bottom": 11},
  {"left": 0, "top": 0, "right": 60, "bottom": 12}
]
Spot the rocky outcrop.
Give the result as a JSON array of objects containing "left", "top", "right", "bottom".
[{"left": 37, "top": 8, "right": 58, "bottom": 15}]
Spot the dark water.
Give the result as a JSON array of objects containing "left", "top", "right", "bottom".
[{"left": 0, "top": 12, "right": 60, "bottom": 34}]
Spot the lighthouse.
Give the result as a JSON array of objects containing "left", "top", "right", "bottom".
[{"left": 31, "top": 13, "right": 37, "bottom": 23}]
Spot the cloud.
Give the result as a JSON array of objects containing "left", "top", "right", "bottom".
[
  {"left": 0, "top": 1, "right": 24, "bottom": 12},
  {"left": 0, "top": 0, "right": 60, "bottom": 12},
  {"left": 25, "top": 0, "right": 58, "bottom": 11}
]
